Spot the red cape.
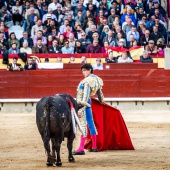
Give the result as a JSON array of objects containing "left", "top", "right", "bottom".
[{"left": 84, "top": 98, "right": 134, "bottom": 151}]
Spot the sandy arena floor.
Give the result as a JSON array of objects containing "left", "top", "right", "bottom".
[{"left": 0, "top": 110, "right": 170, "bottom": 170}]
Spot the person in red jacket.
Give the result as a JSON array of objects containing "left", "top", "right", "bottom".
[{"left": 86, "top": 39, "right": 101, "bottom": 53}]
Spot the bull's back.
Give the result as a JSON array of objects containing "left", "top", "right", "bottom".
[{"left": 49, "top": 96, "right": 71, "bottom": 134}]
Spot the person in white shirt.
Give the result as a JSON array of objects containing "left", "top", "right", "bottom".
[
  {"left": 92, "top": 58, "right": 103, "bottom": 70},
  {"left": 12, "top": 0, "right": 23, "bottom": 25},
  {"left": 42, "top": 8, "right": 57, "bottom": 23},
  {"left": 48, "top": 0, "right": 62, "bottom": 11},
  {"left": 118, "top": 52, "right": 133, "bottom": 63},
  {"left": 20, "top": 42, "right": 32, "bottom": 54},
  {"left": 83, "top": 0, "right": 99, "bottom": 8}
]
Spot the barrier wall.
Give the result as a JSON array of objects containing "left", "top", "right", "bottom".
[{"left": 1, "top": 63, "right": 170, "bottom": 99}]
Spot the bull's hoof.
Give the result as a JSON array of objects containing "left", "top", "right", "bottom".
[
  {"left": 56, "top": 162, "right": 62, "bottom": 166},
  {"left": 69, "top": 157, "right": 75, "bottom": 162},
  {"left": 46, "top": 162, "right": 53, "bottom": 166}
]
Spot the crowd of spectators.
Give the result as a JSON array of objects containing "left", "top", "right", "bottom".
[{"left": 0, "top": 0, "right": 169, "bottom": 70}]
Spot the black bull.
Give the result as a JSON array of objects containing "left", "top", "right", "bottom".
[{"left": 36, "top": 94, "right": 80, "bottom": 166}]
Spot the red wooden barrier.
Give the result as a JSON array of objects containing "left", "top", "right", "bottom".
[{"left": 0, "top": 64, "right": 170, "bottom": 98}]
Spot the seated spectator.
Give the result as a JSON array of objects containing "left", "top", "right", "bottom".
[
  {"left": 81, "top": 56, "right": 87, "bottom": 64},
  {"left": 61, "top": 40, "right": 74, "bottom": 54},
  {"left": 122, "top": 18, "right": 133, "bottom": 34},
  {"left": 84, "top": 20, "right": 94, "bottom": 35},
  {"left": 0, "top": 6, "right": 12, "bottom": 28},
  {"left": 20, "top": 42, "right": 32, "bottom": 54},
  {"left": 63, "top": 25, "right": 74, "bottom": 40},
  {"left": 59, "top": 19, "right": 69, "bottom": 34},
  {"left": 78, "top": 32, "right": 91, "bottom": 48},
  {"left": 0, "top": 25, "right": 9, "bottom": 40},
  {"left": 32, "top": 38, "right": 48, "bottom": 54},
  {"left": 8, "top": 32, "right": 20, "bottom": 49},
  {"left": 7, "top": 57, "right": 23, "bottom": 71},
  {"left": 140, "top": 50, "right": 153, "bottom": 63},
  {"left": 42, "top": 26, "right": 49, "bottom": 37},
  {"left": 92, "top": 58, "right": 103, "bottom": 70},
  {"left": 97, "top": 18, "right": 109, "bottom": 35},
  {"left": 26, "top": 6, "right": 38, "bottom": 31},
  {"left": 148, "top": 1, "right": 166, "bottom": 19},
  {"left": 68, "top": 33, "right": 77, "bottom": 48},
  {"left": 19, "top": 31, "right": 33, "bottom": 48},
  {"left": 101, "top": 41, "right": 109, "bottom": 54},
  {"left": 114, "top": 25, "right": 126, "bottom": 39},
  {"left": 58, "top": 34, "right": 65, "bottom": 49},
  {"left": 0, "top": 32, "right": 8, "bottom": 49},
  {"left": 68, "top": 56, "right": 75, "bottom": 63},
  {"left": 48, "top": 39, "right": 60, "bottom": 53},
  {"left": 107, "top": 8, "right": 116, "bottom": 26},
  {"left": 12, "top": 0, "right": 23, "bottom": 26},
  {"left": 24, "top": 57, "right": 36, "bottom": 70},
  {"left": 117, "top": 52, "right": 133, "bottom": 63},
  {"left": 31, "top": 19, "right": 43, "bottom": 38},
  {"left": 87, "top": 25, "right": 99, "bottom": 42},
  {"left": 127, "top": 35, "right": 135, "bottom": 48},
  {"left": 74, "top": 24, "right": 84, "bottom": 39},
  {"left": 116, "top": 37, "right": 127, "bottom": 48},
  {"left": 145, "top": 40, "right": 158, "bottom": 54},
  {"left": 136, "top": 7, "right": 145, "bottom": 21},
  {"left": 103, "top": 30, "right": 116, "bottom": 47},
  {"left": 33, "top": 30, "right": 47, "bottom": 46},
  {"left": 50, "top": 26, "right": 60, "bottom": 40},
  {"left": 57, "top": 57, "right": 62, "bottom": 63},
  {"left": 47, "top": 35, "right": 53, "bottom": 47},
  {"left": 150, "top": 26, "right": 163, "bottom": 45},
  {"left": 8, "top": 43, "right": 20, "bottom": 54},
  {"left": 105, "top": 51, "right": 117, "bottom": 63},
  {"left": 100, "top": 25, "right": 110, "bottom": 40},
  {"left": 137, "top": 21, "right": 147, "bottom": 36},
  {"left": 42, "top": 8, "right": 57, "bottom": 24},
  {"left": 121, "top": 7, "right": 136, "bottom": 25},
  {"left": 74, "top": 40, "right": 86, "bottom": 53},
  {"left": 140, "top": 30, "right": 152, "bottom": 47},
  {"left": 157, "top": 38, "right": 165, "bottom": 49},
  {"left": 86, "top": 39, "right": 101, "bottom": 53},
  {"left": 126, "top": 26, "right": 140, "bottom": 42},
  {"left": 27, "top": 15, "right": 39, "bottom": 36},
  {"left": 151, "top": 17, "right": 166, "bottom": 38}
]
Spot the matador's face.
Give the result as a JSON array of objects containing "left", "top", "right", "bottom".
[{"left": 82, "top": 68, "right": 91, "bottom": 78}]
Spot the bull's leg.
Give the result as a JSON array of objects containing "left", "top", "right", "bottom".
[
  {"left": 55, "top": 139, "right": 62, "bottom": 166},
  {"left": 42, "top": 136, "right": 54, "bottom": 166},
  {"left": 67, "top": 133, "right": 75, "bottom": 162},
  {"left": 51, "top": 138, "right": 56, "bottom": 163}
]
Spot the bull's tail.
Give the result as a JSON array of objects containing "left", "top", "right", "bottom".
[{"left": 44, "top": 97, "right": 51, "bottom": 154}]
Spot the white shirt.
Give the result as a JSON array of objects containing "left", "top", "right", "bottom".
[
  {"left": 83, "top": 0, "right": 99, "bottom": 8},
  {"left": 42, "top": 13, "right": 57, "bottom": 23},
  {"left": 92, "top": 64, "right": 103, "bottom": 70},
  {"left": 48, "top": 2, "right": 62, "bottom": 11}
]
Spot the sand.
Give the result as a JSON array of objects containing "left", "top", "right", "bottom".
[{"left": 0, "top": 110, "right": 170, "bottom": 170}]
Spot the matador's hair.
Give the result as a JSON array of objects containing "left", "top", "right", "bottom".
[{"left": 81, "top": 64, "right": 93, "bottom": 74}]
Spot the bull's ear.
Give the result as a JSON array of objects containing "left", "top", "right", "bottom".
[{"left": 78, "top": 104, "right": 84, "bottom": 110}]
